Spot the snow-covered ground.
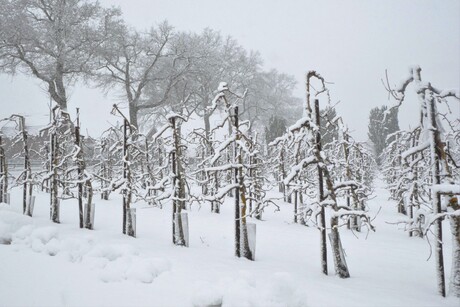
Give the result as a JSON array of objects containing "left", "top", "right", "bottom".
[{"left": 0, "top": 178, "right": 458, "bottom": 307}]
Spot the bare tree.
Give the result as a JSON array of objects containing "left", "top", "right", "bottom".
[
  {"left": 109, "top": 105, "right": 137, "bottom": 237},
  {"left": 1, "top": 115, "right": 33, "bottom": 215},
  {"left": 384, "top": 66, "right": 460, "bottom": 297},
  {"left": 94, "top": 21, "right": 189, "bottom": 130},
  {"left": 0, "top": 0, "right": 119, "bottom": 110},
  {"left": 146, "top": 112, "right": 190, "bottom": 246},
  {"left": 276, "top": 71, "right": 375, "bottom": 278}
]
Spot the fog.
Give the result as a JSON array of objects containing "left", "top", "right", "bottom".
[{"left": 1, "top": 0, "right": 458, "bottom": 140}]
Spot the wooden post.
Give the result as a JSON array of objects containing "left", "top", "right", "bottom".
[
  {"left": 428, "top": 97, "right": 446, "bottom": 297},
  {"left": 50, "top": 131, "right": 59, "bottom": 223},
  {"left": 21, "top": 117, "right": 27, "bottom": 213},
  {"left": 294, "top": 189, "right": 298, "bottom": 223},
  {"left": 170, "top": 117, "right": 185, "bottom": 246},
  {"left": 249, "top": 149, "right": 253, "bottom": 215},
  {"left": 171, "top": 138, "right": 177, "bottom": 244},
  {"left": 315, "top": 99, "right": 328, "bottom": 275},
  {"left": 0, "top": 136, "right": 5, "bottom": 203},
  {"left": 120, "top": 116, "right": 135, "bottom": 237},
  {"left": 234, "top": 106, "right": 241, "bottom": 258},
  {"left": 279, "top": 148, "right": 285, "bottom": 194},
  {"left": 76, "top": 109, "right": 84, "bottom": 228}
]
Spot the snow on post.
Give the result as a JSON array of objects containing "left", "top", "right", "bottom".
[{"left": 383, "top": 67, "right": 460, "bottom": 297}]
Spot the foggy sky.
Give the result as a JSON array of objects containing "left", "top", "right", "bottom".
[{"left": 0, "top": 0, "right": 459, "bottom": 140}]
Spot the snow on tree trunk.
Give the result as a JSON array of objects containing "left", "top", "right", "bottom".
[
  {"left": 10, "top": 115, "right": 34, "bottom": 216},
  {"left": 76, "top": 118, "right": 84, "bottom": 229},
  {"left": 234, "top": 106, "right": 241, "bottom": 258},
  {"left": 171, "top": 117, "right": 186, "bottom": 247},
  {"left": 239, "top": 147, "right": 253, "bottom": 261},
  {"left": 84, "top": 178, "right": 94, "bottom": 230},
  {"left": 383, "top": 66, "right": 460, "bottom": 296},
  {"left": 330, "top": 218, "right": 350, "bottom": 278},
  {"left": 449, "top": 214, "right": 460, "bottom": 297},
  {"left": 0, "top": 136, "right": 8, "bottom": 204},
  {"left": 315, "top": 99, "right": 328, "bottom": 275},
  {"left": 113, "top": 115, "right": 135, "bottom": 238},
  {"left": 126, "top": 208, "right": 136, "bottom": 238},
  {"left": 428, "top": 96, "right": 446, "bottom": 297},
  {"left": 50, "top": 132, "right": 59, "bottom": 223}
]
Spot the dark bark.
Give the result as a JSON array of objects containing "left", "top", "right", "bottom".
[
  {"left": 171, "top": 117, "right": 186, "bottom": 246},
  {"left": 449, "top": 214, "right": 460, "bottom": 297},
  {"left": 84, "top": 180, "right": 94, "bottom": 230},
  {"left": 315, "top": 100, "right": 328, "bottom": 276},
  {"left": 279, "top": 148, "right": 285, "bottom": 193},
  {"left": 18, "top": 116, "right": 33, "bottom": 216},
  {"left": 234, "top": 106, "right": 241, "bottom": 257},
  {"left": 50, "top": 132, "right": 59, "bottom": 223},
  {"left": 76, "top": 123, "right": 84, "bottom": 229},
  {"left": 121, "top": 119, "right": 135, "bottom": 237},
  {"left": 238, "top": 145, "right": 252, "bottom": 261},
  {"left": 294, "top": 189, "right": 298, "bottom": 223},
  {"left": 0, "top": 137, "right": 7, "bottom": 204},
  {"left": 429, "top": 98, "right": 446, "bottom": 297}
]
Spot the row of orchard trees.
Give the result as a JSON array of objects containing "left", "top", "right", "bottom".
[
  {"left": 3, "top": 64, "right": 458, "bottom": 297},
  {"left": 381, "top": 67, "right": 460, "bottom": 297},
  {"left": 0, "top": 79, "right": 270, "bottom": 261},
  {"left": 1, "top": 108, "right": 95, "bottom": 228},
  {"left": 0, "top": 70, "right": 377, "bottom": 273},
  {"left": 270, "top": 71, "right": 376, "bottom": 278}
]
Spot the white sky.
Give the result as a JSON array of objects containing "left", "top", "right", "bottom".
[{"left": 0, "top": 0, "right": 459, "bottom": 140}]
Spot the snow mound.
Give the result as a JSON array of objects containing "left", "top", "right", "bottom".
[
  {"left": 59, "top": 236, "right": 94, "bottom": 262},
  {"left": 100, "top": 256, "right": 171, "bottom": 283},
  {"left": 0, "top": 206, "right": 171, "bottom": 284},
  {"left": 29, "top": 226, "right": 59, "bottom": 254},
  {"left": 191, "top": 271, "right": 308, "bottom": 307},
  {"left": 87, "top": 243, "right": 139, "bottom": 261},
  {"left": 0, "top": 206, "right": 33, "bottom": 244}
]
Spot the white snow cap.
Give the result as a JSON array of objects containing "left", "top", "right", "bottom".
[{"left": 217, "top": 82, "right": 228, "bottom": 92}]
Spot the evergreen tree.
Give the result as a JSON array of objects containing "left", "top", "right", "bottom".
[{"left": 368, "top": 105, "right": 399, "bottom": 164}]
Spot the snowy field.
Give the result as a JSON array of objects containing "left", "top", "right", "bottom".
[{"left": 0, "top": 178, "right": 458, "bottom": 307}]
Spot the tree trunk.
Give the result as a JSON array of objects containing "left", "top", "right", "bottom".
[
  {"left": 50, "top": 133, "right": 59, "bottom": 223},
  {"left": 234, "top": 106, "right": 241, "bottom": 257},
  {"left": 294, "top": 189, "right": 298, "bottom": 223},
  {"left": 176, "top": 123, "right": 186, "bottom": 211},
  {"left": 122, "top": 119, "right": 135, "bottom": 237},
  {"left": 47, "top": 70, "right": 68, "bottom": 111},
  {"left": 84, "top": 180, "right": 94, "bottom": 230},
  {"left": 315, "top": 99, "right": 328, "bottom": 275},
  {"left": 238, "top": 146, "right": 252, "bottom": 260},
  {"left": 76, "top": 123, "right": 84, "bottom": 228},
  {"left": 129, "top": 104, "right": 139, "bottom": 130},
  {"left": 0, "top": 137, "right": 7, "bottom": 204},
  {"left": 449, "top": 214, "right": 460, "bottom": 297},
  {"left": 330, "top": 217, "right": 350, "bottom": 278},
  {"left": 202, "top": 112, "right": 211, "bottom": 196},
  {"left": 279, "top": 148, "right": 285, "bottom": 193},
  {"left": 428, "top": 97, "right": 446, "bottom": 297},
  {"left": 171, "top": 117, "right": 186, "bottom": 246},
  {"left": 211, "top": 172, "right": 220, "bottom": 213}
]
